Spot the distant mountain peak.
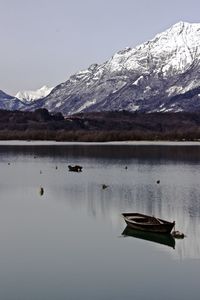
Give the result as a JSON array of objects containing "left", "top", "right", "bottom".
[
  {"left": 171, "top": 20, "right": 198, "bottom": 29},
  {"left": 15, "top": 85, "right": 54, "bottom": 102}
]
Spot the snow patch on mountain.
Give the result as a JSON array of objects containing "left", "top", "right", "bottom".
[{"left": 76, "top": 99, "right": 97, "bottom": 113}]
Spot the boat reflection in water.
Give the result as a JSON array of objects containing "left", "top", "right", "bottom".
[{"left": 122, "top": 226, "right": 176, "bottom": 249}]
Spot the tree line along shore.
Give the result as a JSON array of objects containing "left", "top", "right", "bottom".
[{"left": 0, "top": 108, "right": 200, "bottom": 142}]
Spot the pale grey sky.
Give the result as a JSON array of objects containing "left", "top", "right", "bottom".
[{"left": 1, "top": 0, "right": 200, "bottom": 95}]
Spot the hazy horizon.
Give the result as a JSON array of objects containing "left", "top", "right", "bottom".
[{"left": 1, "top": 0, "right": 200, "bottom": 95}]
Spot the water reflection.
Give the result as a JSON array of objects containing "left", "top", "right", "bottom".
[
  {"left": 49, "top": 163, "right": 200, "bottom": 259},
  {"left": 0, "top": 143, "right": 200, "bottom": 261},
  {"left": 122, "top": 226, "right": 176, "bottom": 249},
  {"left": 1, "top": 142, "right": 200, "bottom": 300},
  {"left": 0, "top": 143, "right": 200, "bottom": 162}
]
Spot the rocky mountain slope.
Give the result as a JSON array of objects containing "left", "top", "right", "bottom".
[
  {"left": 0, "top": 90, "right": 25, "bottom": 110},
  {"left": 2, "top": 21, "right": 200, "bottom": 115},
  {"left": 30, "top": 21, "right": 200, "bottom": 115}
]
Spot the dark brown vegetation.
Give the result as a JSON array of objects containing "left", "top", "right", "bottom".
[{"left": 0, "top": 109, "right": 200, "bottom": 141}]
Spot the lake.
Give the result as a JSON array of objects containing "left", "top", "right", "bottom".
[{"left": 0, "top": 141, "right": 200, "bottom": 300}]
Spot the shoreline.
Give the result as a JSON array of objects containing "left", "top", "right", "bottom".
[{"left": 0, "top": 140, "right": 200, "bottom": 146}]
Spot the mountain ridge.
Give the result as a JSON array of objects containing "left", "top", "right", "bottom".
[
  {"left": 33, "top": 21, "right": 200, "bottom": 115},
  {"left": 2, "top": 21, "right": 200, "bottom": 115}
]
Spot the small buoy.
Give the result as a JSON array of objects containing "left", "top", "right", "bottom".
[
  {"left": 156, "top": 180, "right": 160, "bottom": 184},
  {"left": 8, "top": 162, "right": 10, "bottom": 165},
  {"left": 102, "top": 184, "right": 108, "bottom": 190},
  {"left": 40, "top": 170, "right": 42, "bottom": 174},
  {"left": 172, "top": 231, "right": 185, "bottom": 239},
  {"left": 55, "top": 166, "right": 58, "bottom": 169},
  {"left": 39, "top": 187, "right": 44, "bottom": 196},
  {"left": 125, "top": 166, "right": 128, "bottom": 170}
]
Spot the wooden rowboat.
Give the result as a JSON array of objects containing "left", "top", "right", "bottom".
[{"left": 122, "top": 213, "right": 175, "bottom": 234}]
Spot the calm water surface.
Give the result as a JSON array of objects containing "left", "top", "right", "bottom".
[{"left": 0, "top": 142, "right": 200, "bottom": 300}]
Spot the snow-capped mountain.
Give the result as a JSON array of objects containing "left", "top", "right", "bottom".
[
  {"left": 25, "top": 21, "right": 200, "bottom": 115},
  {"left": 15, "top": 85, "right": 54, "bottom": 103},
  {"left": 2, "top": 21, "right": 200, "bottom": 114},
  {"left": 0, "top": 90, "right": 25, "bottom": 110}
]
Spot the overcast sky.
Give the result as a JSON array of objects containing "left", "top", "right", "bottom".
[{"left": 1, "top": 0, "right": 200, "bottom": 95}]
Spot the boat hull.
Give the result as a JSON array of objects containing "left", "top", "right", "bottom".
[{"left": 122, "top": 213, "right": 175, "bottom": 234}]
